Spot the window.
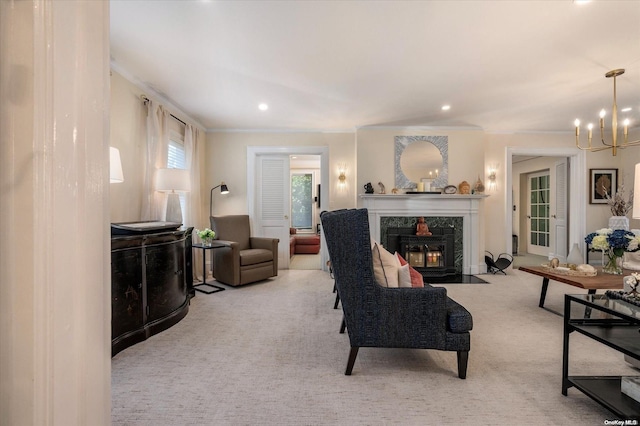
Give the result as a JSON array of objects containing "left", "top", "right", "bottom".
[
  {"left": 291, "top": 173, "right": 313, "bottom": 230},
  {"left": 167, "top": 130, "right": 187, "bottom": 216}
]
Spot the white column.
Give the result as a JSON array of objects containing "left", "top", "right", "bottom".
[{"left": 0, "top": 1, "right": 111, "bottom": 424}]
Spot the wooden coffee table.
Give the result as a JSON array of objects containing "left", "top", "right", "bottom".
[{"left": 518, "top": 265, "right": 624, "bottom": 315}]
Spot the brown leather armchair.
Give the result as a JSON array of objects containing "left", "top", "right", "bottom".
[{"left": 210, "top": 215, "right": 279, "bottom": 286}]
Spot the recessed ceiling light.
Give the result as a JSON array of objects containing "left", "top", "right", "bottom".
[
  {"left": 258, "top": 103, "right": 269, "bottom": 111},
  {"left": 622, "top": 107, "right": 632, "bottom": 112},
  {"left": 441, "top": 105, "right": 451, "bottom": 111}
]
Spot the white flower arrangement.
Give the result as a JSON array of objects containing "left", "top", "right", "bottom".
[{"left": 196, "top": 228, "right": 216, "bottom": 241}]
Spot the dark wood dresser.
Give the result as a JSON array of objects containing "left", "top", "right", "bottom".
[{"left": 111, "top": 223, "right": 193, "bottom": 356}]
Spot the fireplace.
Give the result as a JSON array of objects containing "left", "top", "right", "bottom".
[
  {"left": 360, "top": 193, "right": 488, "bottom": 275},
  {"left": 386, "top": 227, "right": 456, "bottom": 278}
]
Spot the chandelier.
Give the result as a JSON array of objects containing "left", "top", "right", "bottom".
[{"left": 574, "top": 68, "right": 640, "bottom": 156}]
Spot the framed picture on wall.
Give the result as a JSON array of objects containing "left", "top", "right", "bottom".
[{"left": 589, "top": 168, "right": 617, "bottom": 204}]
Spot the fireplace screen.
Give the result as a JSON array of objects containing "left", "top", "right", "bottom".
[{"left": 386, "top": 227, "right": 457, "bottom": 278}]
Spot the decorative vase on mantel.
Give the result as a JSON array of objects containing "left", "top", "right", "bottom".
[
  {"left": 608, "top": 216, "right": 630, "bottom": 231},
  {"left": 602, "top": 249, "right": 624, "bottom": 275}
]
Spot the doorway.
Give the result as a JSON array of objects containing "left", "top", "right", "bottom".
[
  {"left": 247, "top": 146, "right": 329, "bottom": 271},
  {"left": 506, "top": 147, "right": 586, "bottom": 268}
]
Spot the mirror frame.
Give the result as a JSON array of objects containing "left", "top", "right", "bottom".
[{"left": 394, "top": 135, "right": 448, "bottom": 189}]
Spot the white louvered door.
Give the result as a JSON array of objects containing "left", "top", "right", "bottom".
[{"left": 257, "top": 155, "right": 290, "bottom": 269}]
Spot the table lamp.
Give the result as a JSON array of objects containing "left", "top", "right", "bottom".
[{"left": 156, "top": 168, "right": 191, "bottom": 224}]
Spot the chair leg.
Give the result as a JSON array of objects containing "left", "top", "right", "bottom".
[
  {"left": 457, "top": 350, "right": 469, "bottom": 379},
  {"left": 345, "top": 346, "right": 359, "bottom": 375},
  {"left": 339, "top": 316, "right": 346, "bottom": 333},
  {"left": 333, "top": 292, "right": 340, "bottom": 309},
  {"left": 340, "top": 315, "right": 347, "bottom": 334}
]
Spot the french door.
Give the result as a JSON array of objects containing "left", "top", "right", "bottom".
[{"left": 527, "top": 171, "right": 550, "bottom": 257}]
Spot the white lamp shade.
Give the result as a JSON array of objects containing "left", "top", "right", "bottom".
[
  {"left": 634, "top": 163, "right": 640, "bottom": 219},
  {"left": 110, "top": 147, "right": 124, "bottom": 183},
  {"left": 155, "top": 168, "right": 191, "bottom": 192}
]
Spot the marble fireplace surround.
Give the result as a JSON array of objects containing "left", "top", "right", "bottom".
[{"left": 360, "top": 194, "right": 488, "bottom": 275}]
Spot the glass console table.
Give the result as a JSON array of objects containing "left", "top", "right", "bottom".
[{"left": 563, "top": 293, "right": 640, "bottom": 419}]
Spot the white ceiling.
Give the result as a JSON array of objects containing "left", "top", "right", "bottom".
[{"left": 110, "top": 0, "right": 640, "bottom": 133}]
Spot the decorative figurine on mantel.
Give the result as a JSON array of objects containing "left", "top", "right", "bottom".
[
  {"left": 416, "top": 217, "right": 432, "bottom": 236},
  {"left": 364, "top": 182, "right": 374, "bottom": 194},
  {"left": 474, "top": 176, "right": 485, "bottom": 193},
  {"left": 378, "top": 182, "right": 386, "bottom": 194},
  {"left": 458, "top": 180, "right": 471, "bottom": 195}
]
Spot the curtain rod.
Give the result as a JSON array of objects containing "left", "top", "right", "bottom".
[{"left": 140, "top": 94, "right": 187, "bottom": 126}]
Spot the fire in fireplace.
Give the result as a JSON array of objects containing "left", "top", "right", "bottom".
[{"left": 386, "top": 227, "right": 456, "bottom": 279}]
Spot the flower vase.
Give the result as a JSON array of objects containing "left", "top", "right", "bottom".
[
  {"left": 608, "top": 216, "right": 629, "bottom": 231},
  {"left": 203, "top": 238, "right": 213, "bottom": 247},
  {"left": 602, "top": 249, "right": 624, "bottom": 275}
]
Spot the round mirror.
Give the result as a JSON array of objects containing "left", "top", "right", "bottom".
[
  {"left": 400, "top": 142, "right": 442, "bottom": 183},
  {"left": 394, "top": 136, "right": 448, "bottom": 189}
]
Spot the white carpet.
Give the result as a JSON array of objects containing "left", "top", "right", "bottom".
[
  {"left": 111, "top": 269, "right": 636, "bottom": 425},
  {"left": 289, "top": 253, "right": 321, "bottom": 270}
]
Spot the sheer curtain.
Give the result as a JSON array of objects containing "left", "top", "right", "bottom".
[
  {"left": 184, "top": 125, "right": 205, "bottom": 279},
  {"left": 141, "top": 100, "right": 170, "bottom": 221}
]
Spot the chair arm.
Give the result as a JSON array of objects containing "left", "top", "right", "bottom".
[
  {"left": 251, "top": 237, "right": 279, "bottom": 250},
  {"left": 376, "top": 285, "right": 448, "bottom": 322},
  {"left": 250, "top": 237, "right": 279, "bottom": 272},
  {"left": 207, "top": 240, "right": 242, "bottom": 285},
  {"left": 348, "top": 284, "right": 450, "bottom": 348},
  {"left": 213, "top": 240, "right": 239, "bottom": 251}
]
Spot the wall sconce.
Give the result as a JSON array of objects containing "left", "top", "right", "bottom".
[
  {"left": 110, "top": 147, "right": 124, "bottom": 183},
  {"left": 487, "top": 169, "right": 497, "bottom": 192},
  {"left": 155, "top": 168, "right": 191, "bottom": 224},
  {"left": 337, "top": 163, "right": 347, "bottom": 191}
]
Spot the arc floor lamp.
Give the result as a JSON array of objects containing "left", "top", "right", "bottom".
[{"left": 209, "top": 182, "right": 229, "bottom": 218}]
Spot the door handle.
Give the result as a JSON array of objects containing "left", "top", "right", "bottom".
[
  {"left": 552, "top": 214, "right": 556, "bottom": 218},
  {"left": 284, "top": 215, "right": 289, "bottom": 219},
  {"left": 527, "top": 215, "right": 531, "bottom": 219}
]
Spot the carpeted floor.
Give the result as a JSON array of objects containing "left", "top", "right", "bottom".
[
  {"left": 289, "top": 253, "right": 322, "bottom": 270},
  {"left": 112, "top": 269, "right": 636, "bottom": 425}
]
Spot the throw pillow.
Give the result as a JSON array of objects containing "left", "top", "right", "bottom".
[
  {"left": 398, "top": 263, "right": 412, "bottom": 288},
  {"left": 372, "top": 243, "right": 400, "bottom": 288},
  {"left": 396, "top": 253, "right": 425, "bottom": 288}
]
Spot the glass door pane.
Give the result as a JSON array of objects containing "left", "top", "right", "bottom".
[{"left": 291, "top": 173, "right": 313, "bottom": 230}]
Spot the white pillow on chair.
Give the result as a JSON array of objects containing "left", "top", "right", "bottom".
[{"left": 372, "top": 242, "right": 400, "bottom": 288}]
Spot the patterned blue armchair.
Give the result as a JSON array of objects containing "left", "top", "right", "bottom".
[{"left": 320, "top": 208, "right": 473, "bottom": 378}]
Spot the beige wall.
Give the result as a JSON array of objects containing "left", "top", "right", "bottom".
[
  {"left": 109, "top": 71, "right": 146, "bottom": 223},
  {"left": 111, "top": 70, "right": 640, "bottom": 263},
  {"left": 109, "top": 70, "right": 207, "bottom": 226},
  {"left": 483, "top": 131, "right": 640, "bottom": 255},
  {"left": 355, "top": 127, "right": 486, "bottom": 199},
  {"left": 204, "top": 131, "right": 357, "bottom": 222}
]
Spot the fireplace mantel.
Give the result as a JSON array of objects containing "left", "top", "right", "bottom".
[{"left": 359, "top": 193, "right": 488, "bottom": 274}]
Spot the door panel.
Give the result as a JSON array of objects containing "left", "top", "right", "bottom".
[
  {"left": 257, "top": 155, "right": 290, "bottom": 269},
  {"left": 553, "top": 159, "right": 568, "bottom": 260},
  {"left": 527, "top": 171, "right": 550, "bottom": 257}
]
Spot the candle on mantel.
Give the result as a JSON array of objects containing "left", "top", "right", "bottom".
[{"left": 435, "top": 169, "right": 439, "bottom": 178}]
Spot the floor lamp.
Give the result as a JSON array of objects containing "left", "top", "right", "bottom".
[
  {"left": 209, "top": 182, "right": 229, "bottom": 218},
  {"left": 156, "top": 168, "right": 191, "bottom": 224}
]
